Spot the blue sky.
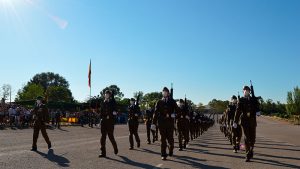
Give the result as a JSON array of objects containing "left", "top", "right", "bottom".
[{"left": 0, "top": 0, "right": 299, "bottom": 104}]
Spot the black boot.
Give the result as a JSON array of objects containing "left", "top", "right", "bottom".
[
  {"left": 114, "top": 148, "right": 118, "bottom": 155},
  {"left": 98, "top": 153, "right": 106, "bottom": 158},
  {"left": 31, "top": 146, "right": 37, "bottom": 151},
  {"left": 137, "top": 142, "right": 140, "bottom": 148}
]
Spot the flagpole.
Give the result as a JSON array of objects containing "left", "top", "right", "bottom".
[{"left": 89, "top": 59, "right": 92, "bottom": 109}]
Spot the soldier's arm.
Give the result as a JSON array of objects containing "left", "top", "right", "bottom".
[
  {"left": 45, "top": 106, "right": 50, "bottom": 123},
  {"left": 112, "top": 100, "right": 117, "bottom": 112},
  {"left": 234, "top": 100, "right": 242, "bottom": 124},
  {"left": 137, "top": 106, "right": 141, "bottom": 117},
  {"left": 152, "top": 101, "right": 159, "bottom": 125},
  {"left": 225, "top": 108, "right": 230, "bottom": 126},
  {"left": 174, "top": 100, "right": 180, "bottom": 116}
]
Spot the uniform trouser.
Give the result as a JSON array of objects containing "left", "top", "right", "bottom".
[
  {"left": 55, "top": 118, "right": 60, "bottom": 128},
  {"left": 128, "top": 121, "right": 140, "bottom": 147},
  {"left": 155, "top": 126, "right": 159, "bottom": 140},
  {"left": 177, "top": 120, "right": 189, "bottom": 148},
  {"left": 159, "top": 120, "right": 174, "bottom": 157},
  {"left": 89, "top": 118, "right": 94, "bottom": 127},
  {"left": 100, "top": 120, "right": 118, "bottom": 155},
  {"left": 190, "top": 122, "right": 195, "bottom": 140},
  {"left": 196, "top": 122, "right": 200, "bottom": 137},
  {"left": 232, "top": 125, "right": 242, "bottom": 148},
  {"left": 146, "top": 123, "right": 155, "bottom": 142},
  {"left": 32, "top": 122, "right": 51, "bottom": 148},
  {"left": 242, "top": 123, "right": 256, "bottom": 157}
]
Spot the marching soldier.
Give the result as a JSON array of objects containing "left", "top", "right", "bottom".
[
  {"left": 189, "top": 111, "right": 196, "bottom": 141},
  {"left": 128, "top": 98, "right": 141, "bottom": 150},
  {"left": 176, "top": 99, "right": 190, "bottom": 151},
  {"left": 145, "top": 109, "right": 156, "bottom": 144},
  {"left": 88, "top": 110, "right": 95, "bottom": 128},
  {"left": 99, "top": 90, "right": 118, "bottom": 158},
  {"left": 195, "top": 112, "right": 201, "bottom": 138},
  {"left": 233, "top": 86, "right": 260, "bottom": 162},
  {"left": 31, "top": 96, "right": 51, "bottom": 151},
  {"left": 151, "top": 87, "right": 179, "bottom": 160},
  {"left": 226, "top": 95, "right": 242, "bottom": 153}
]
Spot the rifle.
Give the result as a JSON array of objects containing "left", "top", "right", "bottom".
[
  {"left": 170, "top": 83, "right": 174, "bottom": 99},
  {"left": 136, "top": 94, "right": 140, "bottom": 107},
  {"left": 184, "top": 94, "right": 187, "bottom": 109},
  {"left": 250, "top": 80, "right": 262, "bottom": 100},
  {"left": 170, "top": 83, "right": 177, "bottom": 135},
  {"left": 111, "top": 90, "right": 115, "bottom": 102},
  {"left": 250, "top": 80, "right": 256, "bottom": 98}
]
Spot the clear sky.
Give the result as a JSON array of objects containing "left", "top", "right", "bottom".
[{"left": 0, "top": 0, "right": 299, "bottom": 105}]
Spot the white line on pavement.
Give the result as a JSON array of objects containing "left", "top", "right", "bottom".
[{"left": 154, "top": 163, "right": 163, "bottom": 169}]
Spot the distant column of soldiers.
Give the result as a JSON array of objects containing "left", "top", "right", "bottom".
[{"left": 150, "top": 87, "right": 215, "bottom": 160}]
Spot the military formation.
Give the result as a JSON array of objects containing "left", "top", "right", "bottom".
[
  {"left": 30, "top": 84, "right": 261, "bottom": 163},
  {"left": 219, "top": 82, "right": 261, "bottom": 162}
]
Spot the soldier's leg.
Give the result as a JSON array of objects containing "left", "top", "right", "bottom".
[
  {"left": 155, "top": 127, "right": 159, "bottom": 141},
  {"left": 40, "top": 123, "right": 51, "bottom": 146},
  {"left": 249, "top": 125, "right": 256, "bottom": 158},
  {"left": 146, "top": 123, "right": 151, "bottom": 143},
  {"left": 242, "top": 124, "right": 251, "bottom": 161},
  {"left": 129, "top": 123, "right": 134, "bottom": 148},
  {"left": 133, "top": 124, "right": 140, "bottom": 146},
  {"left": 151, "top": 127, "right": 156, "bottom": 143},
  {"left": 107, "top": 124, "right": 118, "bottom": 154},
  {"left": 232, "top": 127, "right": 238, "bottom": 152},
  {"left": 100, "top": 124, "right": 107, "bottom": 155},
  {"left": 159, "top": 126, "right": 167, "bottom": 158},
  {"left": 32, "top": 124, "right": 40, "bottom": 149},
  {"left": 184, "top": 122, "right": 190, "bottom": 147},
  {"left": 166, "top": 124, "right": 174, "bottom": 156},
  {"left": 178, "top": 125, "right": 183, "bottom": 150},
  {"left": 237, "top": 125, "right": 242, "bottom": 150}
]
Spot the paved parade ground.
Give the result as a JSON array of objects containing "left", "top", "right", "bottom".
[{"left": 1, "top": 116, "right": 299, "bottom": 169}]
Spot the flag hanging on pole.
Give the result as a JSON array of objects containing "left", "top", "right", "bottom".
[{"left": 88, "top": 59, "right": 91, "bottom": 88}]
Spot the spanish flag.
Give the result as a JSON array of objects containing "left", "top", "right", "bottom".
[{"left": 88, "top": 59, "right": 91, "bottom": 88}]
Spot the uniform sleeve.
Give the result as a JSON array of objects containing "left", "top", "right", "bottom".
[
  {"left": 44, "top": 106, "right": 50, "bottom": 123},
  {"left": 173, "top": 100, "right": 180, "bottom": 115},
  {"left": 99, "top": 103, "right": 103, "bottom": 118},
  {"left": 112, "top": 99, "right": 117, "bottom": 112},
  {"left": 137, "top": 106, "right": 141, "bottom": 116},
  {"left": 253, "top": 98, "right": 260, "bottom": 112},
  {"left": 225, "top": 107, "right": 230, "bottom": 125},
  {"left": 234, "top": 100, "right": 242, "bottom": 124},
  {"left": 153, "top": 101, "right": 159, "bottom": 125}
]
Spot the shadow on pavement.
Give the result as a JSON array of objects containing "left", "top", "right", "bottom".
[
  {"left": 106, "top": 155, "right": 157, "bottom": 169},
  {"left": 171, "top": 155, "right": 229, "bottom": 169},
  {"left": 57, "top": 128, "right": 70, "bottom": 132},
  {"left": 35, "top": 149, "right": 70, "bottom": 167}
]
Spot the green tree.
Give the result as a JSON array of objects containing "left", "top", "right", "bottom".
[
  {"left": 16, "top": 72, "right": 73, "bottom": 103},
  {"left": 143, "top": 92, "right": 163, "bottom": 109},
  {"left": 118, "top": 98, "right": 130, "bottom": 112},
  {"left": 197, "top": 102, "right": 206, "bottom": 112},
  {"left": 208, "top": 99, "right": 229, "bottom": 113},
  {"left": 46, "top": 86, "right": 74, "bottom": 102},
  {"left": 133, "top": 91, "right": 144, "bottom": 101},
  {"left": 16, "top": 84, "right": 44, "bottom": 101},
  {"left": 29, "top": 72, "right": 69, "bottom": 91},
  {"left": 286, "top": 86, "right": 300, "bottom": 115}
]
